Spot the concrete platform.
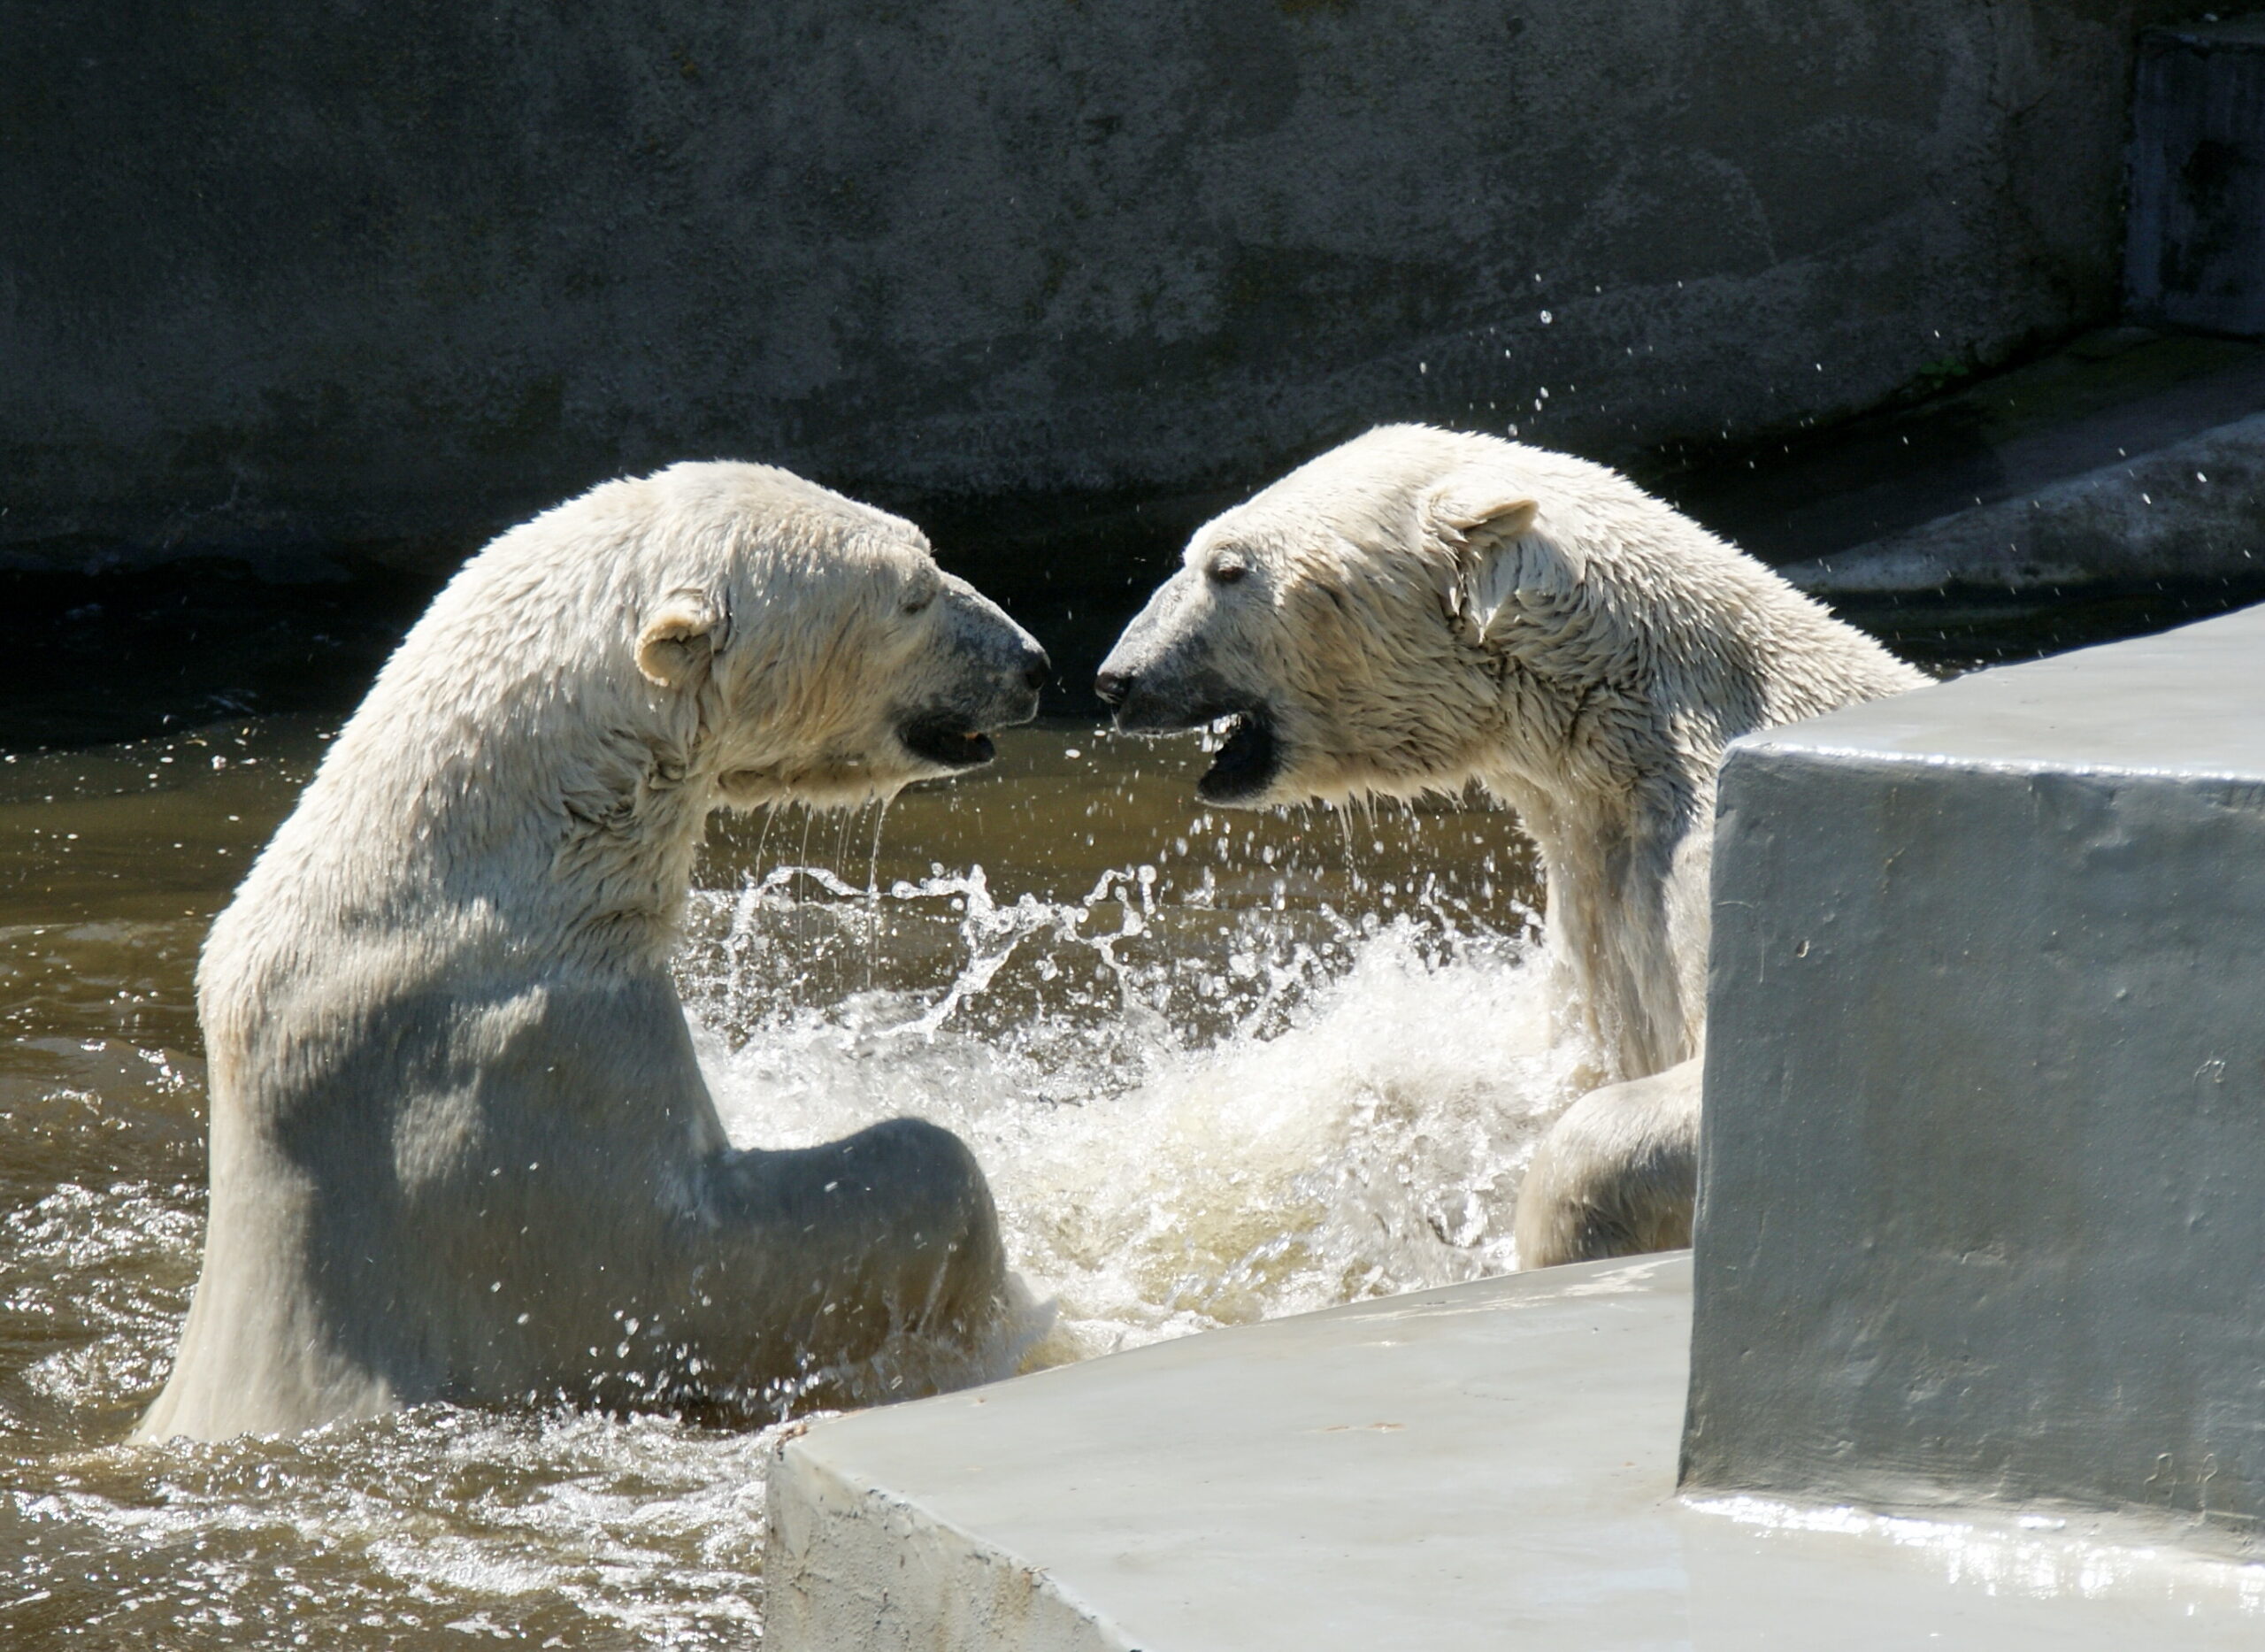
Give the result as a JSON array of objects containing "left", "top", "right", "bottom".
[{"left": 764, "top": 1256, "right": 2265, "bottom": 1649}]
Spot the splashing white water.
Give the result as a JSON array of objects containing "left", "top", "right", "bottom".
[{"left": 680, "top": 852, "right": 1588, "bottom": 1375}]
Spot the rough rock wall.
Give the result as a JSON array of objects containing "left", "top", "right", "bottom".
[{"left": 0, "top": 0, "right": 2190, "bottom": 572}]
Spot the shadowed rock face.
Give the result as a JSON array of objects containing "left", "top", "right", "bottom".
[{"left": 0, "top": 0, "right": 2192, "bottom": 578}]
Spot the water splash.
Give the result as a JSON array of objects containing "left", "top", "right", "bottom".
[{"left": 677, "top": 841, "right": 1585, "bottom": 1370}]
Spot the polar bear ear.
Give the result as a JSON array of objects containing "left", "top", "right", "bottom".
[
  {"left": 1424, "top": 484, "right": 1578, "bottom": 646},
  {"left": 635, "top": 589, "right": 725, "bottom": 690}
]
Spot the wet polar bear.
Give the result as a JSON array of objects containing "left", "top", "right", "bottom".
[
  {"left": 137, "top": 462, "right": 1048, "bottom": 1441},
  {"left": 1096, "top": 425, "right": 1922, "bottom": 1268}
]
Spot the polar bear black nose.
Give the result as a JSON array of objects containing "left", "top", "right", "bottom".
[
  {"left": 1020, "top": 647, "right": 1052, "bottom": 693},
  {"left": 1094, "top": 669, "right": 1132, "bottom": 707}
]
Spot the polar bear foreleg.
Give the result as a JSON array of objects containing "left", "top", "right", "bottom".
[
  {"left": 1513, "top": 1057, "right": 1701, "bottom": 1269},
  {"left": 696, "top": 1117, "right": 1010, "bottom": 1382}
]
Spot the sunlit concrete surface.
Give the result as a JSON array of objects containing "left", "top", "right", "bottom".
[
  {"left": 1693, "top": 602, "right": 2265, "bottom": 1539},
  {"left": 765, "top": 1255, "right": 2264, "bottom": 1650}
]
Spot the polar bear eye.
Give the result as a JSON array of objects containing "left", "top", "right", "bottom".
[
  {"left": 1209, "top": 551, "right": 1250, "bottom": 586},
  {"left": 903, "top": 581, "right": 939, "bottom": 616}
]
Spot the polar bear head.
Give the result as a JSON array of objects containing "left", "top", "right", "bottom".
[
  {"left": 353, "top": 459, "right": 1051, "bottom": 901},
  {"left": 1094, "top": 425, "right": 1578, "bottom": 807},
  {"left": 1095, "top": 422, "right": 1917, "bottom": 812},
  {"left": 601, "top": 462, "right": 1049, "bottom": 811}
]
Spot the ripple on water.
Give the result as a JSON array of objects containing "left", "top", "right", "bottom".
[{"left": 4, "top": 1408, "right": 779, "bottom": 1648}]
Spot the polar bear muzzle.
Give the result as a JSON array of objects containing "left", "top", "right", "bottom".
[
  {"left": 1094, "top": 647, "right": 1286, "bottom": 805},
  {"left": 1095, "top": 566, "right": 1291, "bottom": 805},
  {"left": 891, "top": 577, "right": 1048, "bottom": 776}
]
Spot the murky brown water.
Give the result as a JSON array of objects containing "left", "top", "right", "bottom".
[{"left": 0, "top": 716, "right": 1563, "bottom": 1648}]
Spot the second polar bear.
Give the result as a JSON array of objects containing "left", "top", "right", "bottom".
[
  {"left": 139, "top": 461, "right": 1048, "bottom": 1441},
  {"left": 1096, "top": 425, "right": 1922, "bottom": 1266}
]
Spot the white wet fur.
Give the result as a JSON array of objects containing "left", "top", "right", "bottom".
[
  {"left": 137, "top": 461, "right": 1044, "bottom": 1441},
  {"left": 1099, "top": 425, "right": 1924, "bottom": 1266}
]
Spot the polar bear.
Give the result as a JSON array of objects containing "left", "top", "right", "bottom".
[
  {"left": 1095, "top": 425, "right": 1922, "bottom": 1267},
  {"left": 136, "top": 461, "right": 1049, "bottom": 1441}
]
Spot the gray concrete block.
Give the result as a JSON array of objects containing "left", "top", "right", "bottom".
[
  {"left": 2129, "top": 19, "right": 2265, "bottom": 337},
  {"left": 770, "top": 1256, "right": 2265, "bottom": 1648},
  {"left": 1686, "top": 603, "right": 2265, "bottom": 1547}
]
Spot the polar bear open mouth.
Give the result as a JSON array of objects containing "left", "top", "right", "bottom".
[
  {"left": 898, "top": 716, "right": 999, "bottom": 770},
  {"left": 1195, "top": 709, "right": 1280, "bottom": 804}
]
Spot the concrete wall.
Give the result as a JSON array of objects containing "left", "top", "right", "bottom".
[
  {"left": 0, "top": 0, "right": 2192, "bottom": 576},
  {"left": 1685, "top": 603, "right": 2265, "bottom": 1545},
  {"left": 2127, "top": 18, "right": 2265, "bottom": 336}
]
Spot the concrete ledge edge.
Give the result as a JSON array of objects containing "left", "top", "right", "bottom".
[
  {"left": 764, "top": 1433, "right": 1141, "bottom": 1652},
  {"left": 1780, "top": 411, "right": 2265, "bottom": 595}
]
